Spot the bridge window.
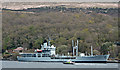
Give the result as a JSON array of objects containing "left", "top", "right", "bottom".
[
  {"left": 42, "top": 54, "right": 50, "bottom": 57},
  {"left": 38, "top": 54, "right": 41, "bottom": 57},
  {"left": 32, "top": 54, "right": 36, "bottom": 57}
]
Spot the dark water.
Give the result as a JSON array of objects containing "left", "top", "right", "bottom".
[{"left": 1, "top": 61, "right": 119, "bottom": 68}]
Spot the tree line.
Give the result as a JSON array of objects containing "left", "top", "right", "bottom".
[{"left": 2, "top": 6, "right": 119, "bottom": 59}]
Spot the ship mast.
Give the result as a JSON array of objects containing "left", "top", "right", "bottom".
[
  {"left": 48, "top": 36, "right": 51, "bottom": 46},
  {"left": 72, "top": 40, "right": 74, "bottom": 56},
  {"left": 72, "top": 40, "right": 79, "bottom": 56},
  {"left": 76, "top": 40, "right": 78, "bottom": 56},
  {"left": 91, "top": 46, "right": 93, "bottom": 56}
]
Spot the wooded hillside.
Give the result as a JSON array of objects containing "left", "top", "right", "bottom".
[{"left": 2, "top": 6, "right": 119, "bottom": 58}]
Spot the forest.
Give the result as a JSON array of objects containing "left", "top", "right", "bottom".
[{"left": 2, "top": 6, "right": 120, "bottom": 59}]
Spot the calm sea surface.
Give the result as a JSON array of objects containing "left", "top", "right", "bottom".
[{"left": 0, "top": 60, "right": 119, "bottom": 68}]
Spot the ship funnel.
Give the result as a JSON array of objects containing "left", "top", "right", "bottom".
[{"left": 91, "top": 46, "right": 93, "bottom": 56}]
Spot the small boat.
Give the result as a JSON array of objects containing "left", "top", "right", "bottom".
[{"left": 63, "top": 60, "right": 75, "bottom": 64}]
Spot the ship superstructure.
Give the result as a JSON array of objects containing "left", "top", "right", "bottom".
[
  {"left": 17, "top": 40, "right": 110, "bottom": 63},
  {"left": 40, "top": 40, "right": 56, "bottom": 56}
]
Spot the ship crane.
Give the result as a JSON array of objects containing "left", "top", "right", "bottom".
[{"left": 72, "top": 40, "right": 78, "bottom": 56}]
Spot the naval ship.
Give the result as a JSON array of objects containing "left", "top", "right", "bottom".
[{"left": 17, "top": 40, "right": 110, "bottom": 63}]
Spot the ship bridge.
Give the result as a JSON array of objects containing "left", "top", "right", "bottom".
[{"left": 40, "top": 40, "right": 56, "bottom": 56}]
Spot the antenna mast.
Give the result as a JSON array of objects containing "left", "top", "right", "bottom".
[
  {"left": 91, "top": 46, "right": 93, "bottom": 56},
  {"left": 76, "top": 40, "right": 78, "bottom": 56},
  {"left": 72, "top": 40, "right": 74, "bottom": 56},
  {"left": 48, "top": 36, "right": 51, "bottom": 46}
]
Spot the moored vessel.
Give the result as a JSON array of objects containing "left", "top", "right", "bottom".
[{"left": 17, "top": 40, "right": 110, "bottom": 63}]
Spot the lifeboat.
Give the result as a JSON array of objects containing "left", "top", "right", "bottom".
[{"left": 36, "top": 49, "right": 42, "bottom": 53}]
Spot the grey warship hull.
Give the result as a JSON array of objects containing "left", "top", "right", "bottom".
[
  {"left": 17, "top": 55, "right": 109, "bottom": 63},
  {"left": 17, "top": 40, "right": 110, "bottom": 63}
]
